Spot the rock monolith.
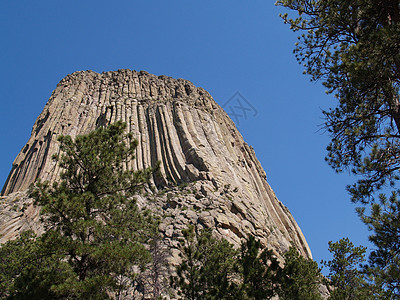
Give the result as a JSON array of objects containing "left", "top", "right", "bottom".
[{"left": 0, "top": 70, "right": 311, "bottom": 262}]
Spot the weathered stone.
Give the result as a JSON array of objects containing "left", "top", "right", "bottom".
[
  {"left": 0, "top": 69, "right": 312, "bottom": 261},
  {"left": 0, "top": 191, "right": 42, "bottom": 243}
]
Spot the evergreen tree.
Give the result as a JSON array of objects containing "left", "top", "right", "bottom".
[
  {"left": 239, "top": 236, "right": 280, "bottom": 300},
  {"left": 173, "top": 229, "right": 325, "bottom": 300},
  {"left": 276, "top": 0, "right": 400, "bottom": 205},
  {"left": 0, "top": 122, "right": 156, "bottom": 299},
  {"left": 322, "top": 238, "right": 369, "bottom": 299},
  {"left": 278, "top": 247, "right": 322, "bottom": 300},
  {"left": 0, "top": 230, "right": 71, "bottom": 299},
  {"left": 358, "top": 192, "right": 400, "bottom": 298},
  {"left": 172, "top": 226, "right": 239, "bottom": 300},
  {"left": 277, "top": 1, "right": 400, "bottom": 295},
  {"left": 136, "top": 229, "right": 171, "bottom": 299}
]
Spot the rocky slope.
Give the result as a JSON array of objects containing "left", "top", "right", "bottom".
[{"left": 0, "top": 69, "right": 311, "bottom": 261}]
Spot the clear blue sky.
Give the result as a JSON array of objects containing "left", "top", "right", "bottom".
[{"left": 0, "top": 0, "right": 371, "bottom": 270}]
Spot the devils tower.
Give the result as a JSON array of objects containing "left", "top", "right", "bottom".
[{"left": 0, "top": 69, "right": 311, "bottom": 260}]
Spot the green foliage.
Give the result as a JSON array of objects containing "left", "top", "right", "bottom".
[
  {"left": 276, "top": 0, "right": 400, "bottom": 205},
  {"left": 239, "top": 236, "right": 280, "bottom": 300},
  {"left": 278, "top": 247, "right": 323, "bottom": 300},
  {"left": 173, "top": 230, "right": 324, "bottom": 300},
  {"left": 172, "top": 226, "right": 239, "bottom": 300},
  {"left": 322, "top": 238, "right": 369, "bottom": 299},
  {"left": 277, "top": 1, "right": 400, "bottom": 296},
  {"left": 0, "top": 121, "right": 326, "bottom": 299},
  {"left": 358, "top": 192, "right": 400, "bottom": 297},
  {"left": 239, "top": 238, "right": 323, "bottom": 300},
  {"left": 0, "top": 230, "right": 72, "bottom": 299},
  {"left": 0, "top": 122, "right": 157, "bottom": 299}
]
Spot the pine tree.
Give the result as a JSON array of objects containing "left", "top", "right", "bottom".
[
  {"left": 172, "top": 226, "right": 239, "bottom": 300},
  {"left": 173, "top": 231, "right": 324, "bottom": 300},
  {"left": 0, "top": 230, "right": 71, "bottom": 299},
  {"left": 0, "top": 121, "right": 156, "bottom": 299},
  {"left": 135, "top": 229, "right": 171, "bottom": 299},
  {"left": 277, "top": 1, "right": 400, "bottom": 295},
  {"left": 322, "top": 238, "right": 369, "bottom": 299},
  {"left": 358, "top": 192, "right": 400, "bottom": 298},
  {"left": 239, "top": 235, "right": 280, "bottom": 300},
  {"left": 276, "top": 0, "right": 400, "bottom": 205},
  {"left": 278, "top": 247, "right": 323, "bottom": 300}
]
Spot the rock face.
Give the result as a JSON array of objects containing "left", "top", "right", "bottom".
[{"left": 0, "top": 69, "right": 311, "bottom": 260}]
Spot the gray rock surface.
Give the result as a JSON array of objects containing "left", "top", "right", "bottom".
[{"left": 0, "top": 69, "right": 311, "bottom": 260}]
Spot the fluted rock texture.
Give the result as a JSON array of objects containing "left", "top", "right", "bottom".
[{"left": 0, "top": 70, "right": 311, "bottom": 260}]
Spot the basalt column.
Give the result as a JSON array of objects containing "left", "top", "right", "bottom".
[{"left": 1, "top": 70, "right": 311, "bottom": 260}]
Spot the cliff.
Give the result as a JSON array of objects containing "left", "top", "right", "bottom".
[{"left": 0, "top": 69, "right": 311, "bottom": 260}]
